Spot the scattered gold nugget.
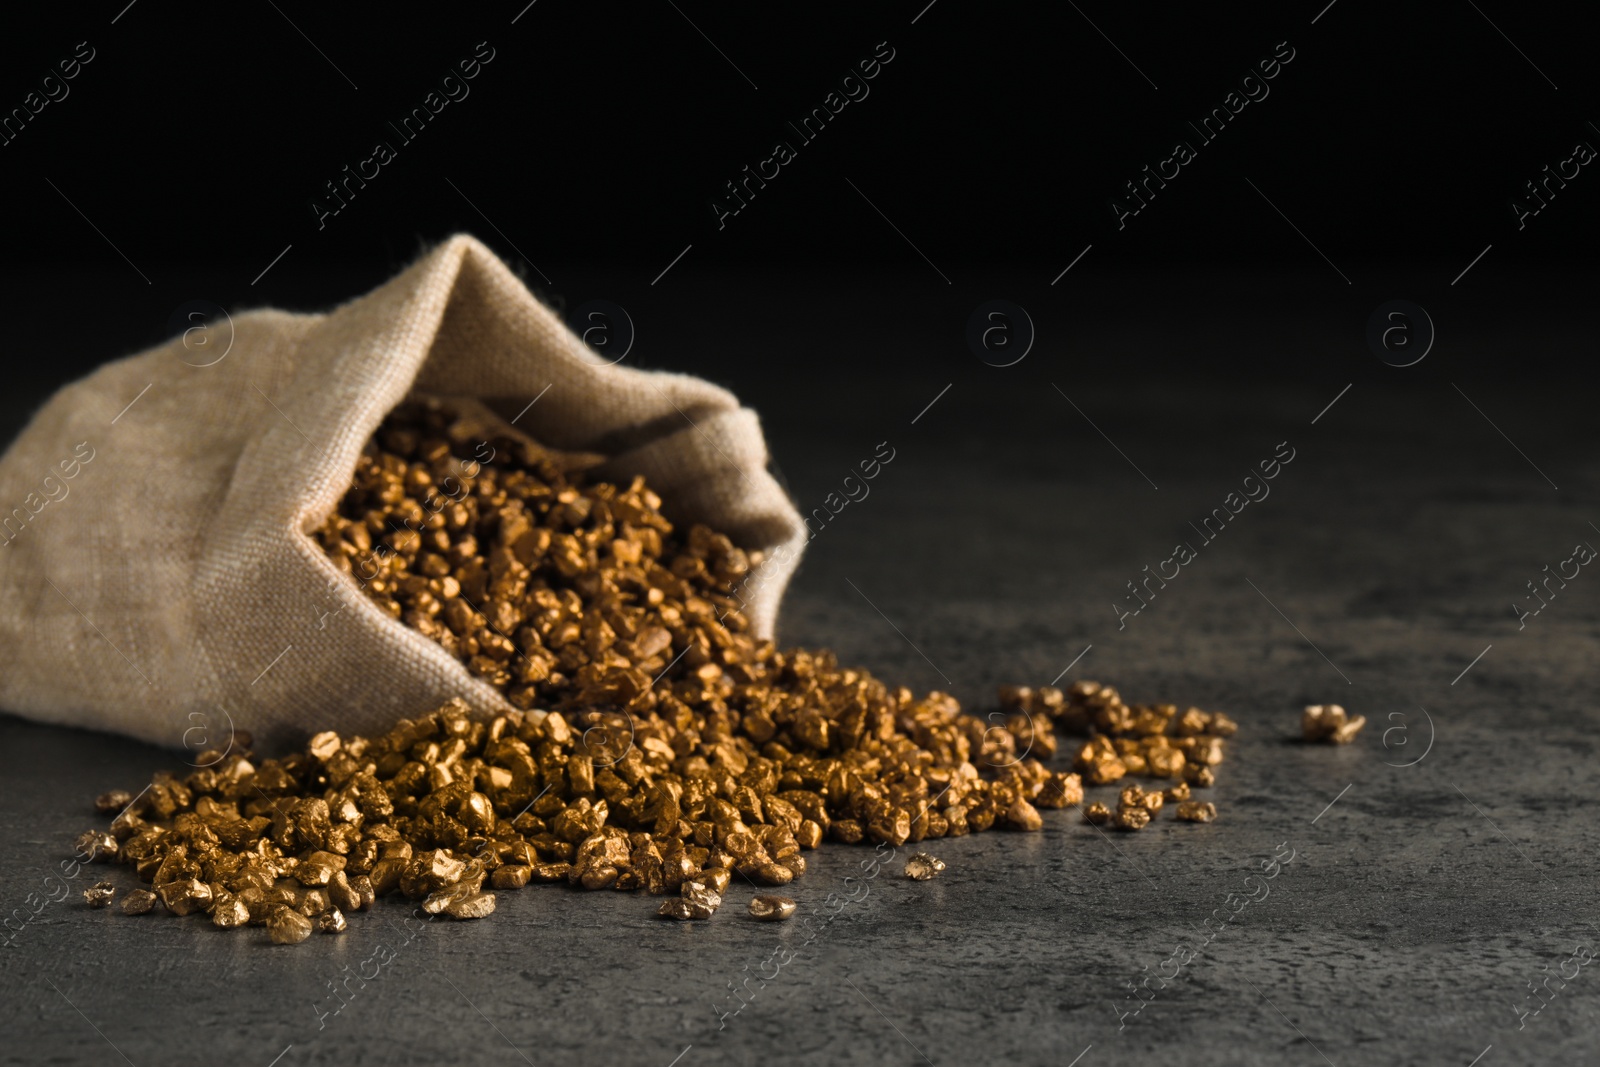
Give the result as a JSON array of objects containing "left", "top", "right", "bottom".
[
  {"left": 329, "top": 871, "right": 362, "bottom": 913},
  {"left": 293, "top": 851, "right": 346, "bottom": 887},
  {"left": 682, "top": 881, "right": 722, "bottom": 914},
  {"left": 1118, "top": 784, "right": 1163, "bottom": 815},
  {"left": 423, "top": 880, "right": 486, "bottom": 916},
  {"left": 159, "top": 878, "right": 212, "bottom": 917},
  {"left": 658, "top": 899, "right": 704, "bottom": 921},
  {"left": 94, "top": 790, "right": 133, "bottom": 814},
  {"left": 754, "top": 863, "right": 795, "bottom": 887},
  {"left": 318, "top": 907, "right": 348, "bottom": 934},
  {"left": 297, "top": 888, "right": 331, "bottom": 917},
  {"left": 1003, "top": 798, "right": 1044, "bottom": 832},
  {"left": 267, "top": 905, "right": 313, "bottom": 945},
  {"left": 904, "top": 853, "right": 946, "bottom": 881},
  {"left": 211, "top": 893, "right": 251, "bottom": 929},
  {"left": 491, "top": 865, "right": 531, "bottom": 890},
  {"left": 748, "top": 895, "right": 796, "bottom": 921},
  {"left": 1303, "top": 704, "right": 1365, "bottom": 744},
  {"left": 75, "top": 830, "right": 117, "bottom": 863},
  {"left": 1114, "top": 807, "right": 1152, "bottom": 832},
  {"left": 1036, "top": 772, "right": 1084, "bottom": 809},
  {"left": 445, "top": 892, "right": 496, "bottom": 920},
  {"left": 120, "top": 888, "right": 157, "bottom": 915},
  {"left": 1176, "top": 801, "right": 1218, "bottom": 823},
  {"left": 83, "top": 881, "right": 115, "bottom": 908}
]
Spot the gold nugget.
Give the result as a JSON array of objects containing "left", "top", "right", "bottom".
[
  {"left": 159, "top": 878, "right": 212, "bottom": 917},
  {"left": 1114, "top": 807, "right": 1151, "bottom": 831},
  {"left": 120, "top": 888, "right": 158, "bottom": 915},
  {"left": 445, "top": 893, "right": 496, "bottom": 920},
  {"left": 658, "top": 899, "right": 705, "bottom": 921},
  {"left": 267, "top": 905, "right": 313, "bottom": 945},
  {"left": 1303, "top": 704, "right": 1365, "bottom": 744},
  {"left": 212, "top": 893, "right": 251, "bottom": 929},
  {"left": 75, "top": 830, "right": 118, "bottom": 863},
  {"left": 1003, "top": 799, "right": 1044, "bottom": 832},
  {"left": 95, "top": 790, "right": 133, "bottom": 814},
  {"left": 748, "top": 895, "right": 797, "bottom": 921},
  {"left": 682, "top": 881, "right": 722, "bottom": 914},
  {"left": 491, "top": 865, "right": 532, "bottom": 890},
  {"left": 1175, "top": 801, "right": 1218, "bottom": 823}
]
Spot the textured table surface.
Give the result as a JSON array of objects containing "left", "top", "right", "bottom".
[{"left": 3, "top": 275, "right": 1597, "bottom": 1066}]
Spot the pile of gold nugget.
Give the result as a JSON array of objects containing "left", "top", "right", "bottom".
[{"left": 76, "top": 400, "right": 1237, "bottom": 942}]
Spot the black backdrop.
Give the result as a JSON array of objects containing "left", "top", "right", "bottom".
[{"left": 0, "top": 1, "right": 1592, "bottom": 405}]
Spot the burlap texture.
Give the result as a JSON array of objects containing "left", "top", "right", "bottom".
[{"left": 0, "top": 235, "right": 805, "bottom": 748}]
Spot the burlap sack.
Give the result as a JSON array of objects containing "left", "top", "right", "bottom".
[{"left": 0, "top": 234, "right": 805, "bottom": 749}]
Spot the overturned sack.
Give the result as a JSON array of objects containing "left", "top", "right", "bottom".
[{"left": 0, "top": 235, "right": 804, "bottom": 748}]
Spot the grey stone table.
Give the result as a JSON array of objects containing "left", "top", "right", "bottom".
[{"left": 3, "top": 270, "right": 1597, "bottom": 1066}]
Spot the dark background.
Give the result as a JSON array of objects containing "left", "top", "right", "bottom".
[
  {"left": 3, "top": 0, "right": 1594, "bottom": 270},
  {"left": 0, "top": 0, "right": 1593, "bottom": 411}
]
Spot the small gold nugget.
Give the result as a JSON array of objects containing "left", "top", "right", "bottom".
[
  {"left": 296, "top": 888, "right": 331, "bottom": 917},
  {"left": 445, "top": 892, "right": 496, "bottom": 920},
  {"left": 1175, "top": 801, "right": 1218, "bottom": 823},
  {"left": 293, "top": 851, "right": 346, "bottom": 887},
  {"left": 903, "top": 853, "right": 945, "bottom": 881},
  {"left": 120, "top": 888, "right": 157, "bottom": 915},
  {"left": 1118, "top": 784, "right": 1163, "bottom": 815},
  {"left": 211, "top": 893, "right": 251, "bottom": 929},
  {"left": 328, "top": 872, "right": 362, "bottom": 913},
  {"left": 423, "top": 879, "right": 487, "bottom": 916},
  {"left": 1114, "top": 806, "right": 1151, "bottom": 831},
  {"left": 267, "top": 905, "right": 313, "bottom": 945},
  {"left": 682, "top": 881, "right": 722, "bottom": 916},
  {"left": 1303, "top": 704, "right": 1365, "bottom": 744},
  {"left": 491, "top": 865, "right": 532, "bottom": 890},
  {"left": 75, "top": 830, "right": 118, "bottom": 863},
  {"left": 159, "top": 878, "right": 212, "bottom": 917},
  {"left": 658, "top": 899, "right": 706, "bottom": 921},
  {"left": 1035, "top": 772, "right": 1084, "bottom": 809},
  {"left": 748, "top": 895, "right": 796, "bottom": 921},
  {"left": 1075, "top": 738, "right": 1128, "bottom": 786},
  {"left": 1003, "top": 799, "right": 1043, "bottom": 832},
  {"left": 318, "top": 907, "right": 348, "bottom": 934},
  {"left": 94, "top": 790, "right": 133, "bottom": 814},
  {"left": 83, "top": 881, "right": 115, "bottom": 908}
]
